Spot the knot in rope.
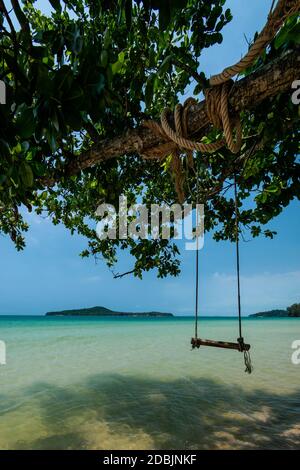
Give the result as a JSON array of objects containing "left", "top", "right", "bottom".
[
  {"left": 142, "top": 84, "right": 242, "bottom": 201},
  {"left": 143, "top": 99, "right": 197, "bottom": 203},
  {"left": 142, "top": 82, "right": 242, "bottom": 201}
]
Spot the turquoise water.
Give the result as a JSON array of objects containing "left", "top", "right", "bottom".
[{"left": 0, "top": 316, "right": 299, "bottom": 449}]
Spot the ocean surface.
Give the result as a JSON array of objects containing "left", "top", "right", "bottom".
[{"left": 0, "top": 315, "right": 299, "bottom": 450}]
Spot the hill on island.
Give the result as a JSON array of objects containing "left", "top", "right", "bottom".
[
  {"left": 45, "top": 306, "right": 173, "bottom": 317},
  {"left": 249, "top": 303, "right": 300, "bottom": 318}
]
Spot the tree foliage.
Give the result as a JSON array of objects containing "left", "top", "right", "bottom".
[
  {"left": 0, "top": 0, "right": 299, "bottom": 277},
  {"left": 287, "top": 303, "right": 300, "bottom": 316}
]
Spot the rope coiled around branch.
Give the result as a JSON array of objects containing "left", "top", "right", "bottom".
[
  {"left": 142, "top": 82, "right": 242, "bottom": 201},
  {"left": 143, "top": 99, "right": 198, "bottom": 203}
]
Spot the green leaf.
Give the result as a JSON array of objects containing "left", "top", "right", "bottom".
[
  {"left": 100, "top": 50, "right": 108, "bottom": 68},
  {"left": 111, "top": 60, "right": 123, "bottom": 75},
  {"left": 103, "top": 29, "right": 112, "bottom": 49},
  {"left": 20, "top": 162, "right": 34, "bottom": 187},
  {"left": 225, "top": 8, "right": 233, "bottom": 21},
  {"left": 158, "top": 54, "right": 173, "bottom": 76},
  {"left": 15, "top": 107, "right": 36, "bottom": 139},
  {"left": 287, "top": 22, "right": 300, "bottom": 44},
  {"left": 118, "top": 51, "right": 125, "bottom": 64}
]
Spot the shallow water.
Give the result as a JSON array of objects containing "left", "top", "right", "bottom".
[{"left": 0, "top": 316, "right": 299, "bottom": 449}]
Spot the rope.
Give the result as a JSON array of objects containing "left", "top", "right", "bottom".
[
  {"left": 234, "top": 173, "right": 253, "bottom": 374},
  {"left": 154, "top": 84, "right": 242, "bottom": 155},
  {"left": 194, "top": 163, "right": 200, "bottom": 342},
  {"left": 209, "top": 0, "right": 300, "bottom": 86},
  {"left": 143, "top": 99, "right": 199, "bottom": 203},
  {"left": 234, "top": 174, "right": 242, "bottom": 339},
  {"left": 142, "top": 83, "right": 242, "bottom": 201},
  {"left": 204, "top": 81, "right": 242, "bottom": 154},
  {"left": 243, "top": 350, "right": 253, "bottom": 375}
]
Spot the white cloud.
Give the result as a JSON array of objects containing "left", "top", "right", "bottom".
[
  {"left": 157, "top": 270, "right": 300, "bottom": 316},
  {"left": 27, "top": 235, "right": 39, "bottom": 246},
  {"left": 207, "top": 270, "right": 300, "bottom": 314}
]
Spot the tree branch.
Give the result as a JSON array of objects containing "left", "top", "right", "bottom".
[
  {"left": 113, "top": 269, "right": 137, "bottom": 279},
  {"left": 44, "top": 47, "right": 300, "bottom": 185},
  {"left": 0, "top": 1, "right": 17, "bottom": 40}
]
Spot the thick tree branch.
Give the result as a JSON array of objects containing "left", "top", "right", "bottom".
[
  {"left": 0, "top": 1, "right": 17, "bottom": 40},
  {"left": 48, "top": 47, "right": 299, "bottom": 183}
]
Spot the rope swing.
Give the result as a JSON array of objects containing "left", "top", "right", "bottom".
[{"left": 191, "top": 170, "right": 253, "bottom": 374}]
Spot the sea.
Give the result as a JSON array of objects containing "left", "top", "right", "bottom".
[{"left": 0, "top": 315, "right": 299, "bottom": 449}]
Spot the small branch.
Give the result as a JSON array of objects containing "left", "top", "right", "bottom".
[
  {"left": 11, "top": 0, "right": 31, "bottom": 39},
  {"left": 113, "top": 269, "right": 137, "bottom": 279},
  {"left": 0, "top": 0, "right": 17, "bottom": 41}
]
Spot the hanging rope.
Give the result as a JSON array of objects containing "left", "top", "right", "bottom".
[
  {"left": 234, "top": 173, "right": 253, "bottom": 374},
  {"left": 194, "top": 163, "right": 200, "bottom": 343},
  {"left": 209, "top": 0, "right": 300, "bottom": 86}
]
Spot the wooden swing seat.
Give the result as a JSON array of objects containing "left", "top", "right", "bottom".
[{"left": 191, "top": 337, "right": 250, "bottom": 351}]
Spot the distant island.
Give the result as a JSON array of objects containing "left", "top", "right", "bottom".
[
  {"left": 249, "top": 303, "right": 300, "bottom": 318},
  {"left": 45, "top": 306, "right": 174, "bottom": 317}
]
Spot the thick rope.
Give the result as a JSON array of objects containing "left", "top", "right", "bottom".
[
  {"left": 243, "top": 350, "right": 253, "bottom": 374},
  {"left": 143, "top": 81, "right": 241, "bottom": 155},
  {"left": 143, "top": 100, "right": 199, "bottom": 203},
  {"left": 142, "top": 84, "right": 241, "bottom": 201},
  {"left": 210, "top": 0, "right": 300, "bottom": 86},
  {"left": 160, "top": 105, "right": 224, "bottom": 154},
  {"left": 205, "top": 81, "right": 242, "bottom": 154}
]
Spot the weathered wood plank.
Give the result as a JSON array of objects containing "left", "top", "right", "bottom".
[{"left": 191, "top": 337, "right": 251, "bottom": 351}]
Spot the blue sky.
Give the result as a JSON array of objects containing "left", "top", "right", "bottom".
[{"left": 1, "top": 1, "right": 299, "bottom": 316}]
